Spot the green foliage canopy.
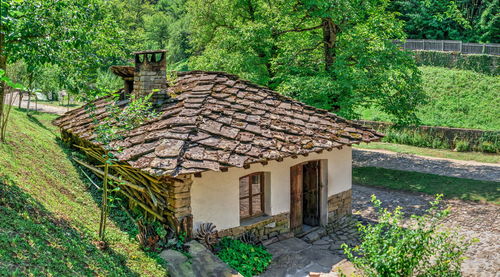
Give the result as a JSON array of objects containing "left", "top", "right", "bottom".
[
  {"left": 187, "top": 0, "right": 426, "bottom": 124},
  {"left": 391, "top": 0, "right": 500, "bottom": 43}
]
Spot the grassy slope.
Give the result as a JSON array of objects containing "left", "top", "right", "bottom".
[
  {"left": 354, "top": 142, "right": 500, "bottom": 164},
  {"left": 0, "top": 109, "right": 167, "bottom": 276},
  {"left": 353, "top": 167, "right": 500, "bottom": 205},
  {"left": 359, "top": 66, "right": 500, "bottom": 130}
]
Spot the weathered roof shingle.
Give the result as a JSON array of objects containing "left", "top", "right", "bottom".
[{"left": 54, "top": 71, "right": 383, "bottom": 176}]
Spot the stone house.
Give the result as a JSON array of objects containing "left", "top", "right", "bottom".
[{"left": 54, "top": 50, "right": 382, "bottom": 242}]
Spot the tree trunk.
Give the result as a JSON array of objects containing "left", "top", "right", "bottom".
[
  {"left": 321, "top": 18, "right": 342, "bottom": 111},
  {"left": 27, "top": 92, "right": 31, "bottom": 111},
  {"left": 0, "top": 31, "right": 7, "bottom": 142},
  {"left": 322, "top": 18, "right": 338, "bottom": 73},
  {"left": 18, "top": 91, "right": 23, "bottom": 108},
  {"left": 26, "top": 73, "right": 34, "bottom": 113}
]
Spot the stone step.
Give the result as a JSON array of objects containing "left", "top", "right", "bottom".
[
  {"left": 160, "top": 240, "right": 241, "bottom": 277},
  {"left": 301, "top": 228, "right": 327, "bottom": 243}
]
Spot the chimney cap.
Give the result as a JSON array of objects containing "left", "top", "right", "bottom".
[{"left": 132, "top": 49, "right": 167, "bottom": 55}]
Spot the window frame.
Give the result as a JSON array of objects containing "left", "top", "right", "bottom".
[{"left": 239, "top": 172, "right": 265, "bottom": 220}]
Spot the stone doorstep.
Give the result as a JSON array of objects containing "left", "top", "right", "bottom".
[
  {"left": 262, "top": 231, "right": 294, "bottom": 246},
  {"left": 160, "top": 240, "right": 242, "bottom": 277}
]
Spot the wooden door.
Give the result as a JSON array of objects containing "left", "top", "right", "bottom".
[
  {"left": 302, "top": 161, "right": 320, "bottom": 226},
  {"left": 290, "top": 164, "right": 303, "bottom": 234}
]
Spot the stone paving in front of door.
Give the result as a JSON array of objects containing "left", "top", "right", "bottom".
[{"left": 260, "top": 216, "right": 361, "bottom": 277}]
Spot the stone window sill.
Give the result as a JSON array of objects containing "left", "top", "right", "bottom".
[{"left": 240, "top": 215, "right": 271, "bottom": 227}]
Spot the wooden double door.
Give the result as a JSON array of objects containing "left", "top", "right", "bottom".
[{"left": 290, "top": 160, "right": 322, "bottom": 234}]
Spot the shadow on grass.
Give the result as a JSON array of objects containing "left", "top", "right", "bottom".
[
  {"left": 0, "top": 178, "right": 138, "bottom": 276},
  {"left": 55, "top": 138, "right": 139, "bottom": 238},
  {"left": 54, "top": 138, "right": 168, "bottom": 265}
]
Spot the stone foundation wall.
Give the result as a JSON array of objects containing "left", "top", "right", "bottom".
[
  {"left": 165, "top": 175, "right": 192, "bottom": 219},
  {"left": 164, "top": 175, "right": 193, "bottom": 236},
  {"left": 327, "top": 189, "right": 352, "bottom": 223},
  {"left": 217, "top": 213, "right": 290, "bottom": 242}
]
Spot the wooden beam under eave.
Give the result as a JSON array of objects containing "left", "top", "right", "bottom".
[
  {"left": 261, "top": 161, "right": 268, "bottom": 166},
  {"left": 194, "top": 172, "right": 202, "bottom": 178},
  {"left": 221, "top": 167, "right": 229, "bottom": 172},
  {"left": 243, "top": 164, "right": 250, "bottom": 169}
]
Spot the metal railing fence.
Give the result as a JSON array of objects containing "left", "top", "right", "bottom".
[{"left": 394, "top": 39, "right": 500, "bottom": 56}]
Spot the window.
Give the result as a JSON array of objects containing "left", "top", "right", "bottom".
[{"left": 239, "top": 172, "right": 264, "bottom": 219}]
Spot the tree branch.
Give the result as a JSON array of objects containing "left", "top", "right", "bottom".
[{"left": 274, "top": 24, "right": 322, "bottom": 35}]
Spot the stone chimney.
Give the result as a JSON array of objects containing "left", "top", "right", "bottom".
[{"left": 133, "top": 50, "right": 168, "bottom": 105}]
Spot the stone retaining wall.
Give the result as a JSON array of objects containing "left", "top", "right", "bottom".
[
  {"left": 355, "top": 119, "right": 499, "bottom": 153},
  {"left": 327, "top": 189, "right": 352, "bottom": 222},
  {"left": 218, "top": 213, "right": 290, "bottom": 242}
]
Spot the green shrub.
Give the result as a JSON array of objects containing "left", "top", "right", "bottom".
[
  {"left": 478, "top": 141, "right": 496, "bottom": 153},
  {"left": 378, "top": 126, "right": 500, "bottom": 153},
  {"left": 382, "top": 129, "right": 450, "bottom": 150},
  {"left": 214, "top": 237, "right": 272, "bottom": 277},
  {"left": 413, "top": 51, "right": 499, "bottom": 75},
  {"left": 342, "top": 195, "right": 474, "bottom": 277},
  {"left": 476, "top": 132, "right": 500, "bottom": 153},
  {"left": 454, "top": 139, "right": 470, "bottom": 152}
]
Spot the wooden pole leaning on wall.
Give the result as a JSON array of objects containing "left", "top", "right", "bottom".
[
  {"left": 72, "top": 155, "right": 178, "bottom": 232},
  {"left": 98, "top": 161, "right": 109, "bottom": 241}
]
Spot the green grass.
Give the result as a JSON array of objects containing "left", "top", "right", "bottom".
[
  {"left": 0, "top": 108, "right": 167, "bottom": 276},
  {"left": 358, "top": 66, "right": 500, "bottom": 131},
  {"left": 353, "top": 167, "right": 500, "bottom": 205},
  {"left": 354, "top": 142, "right": 500, "bottom": 164}
]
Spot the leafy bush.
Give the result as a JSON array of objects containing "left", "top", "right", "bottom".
[
  {"left": 454, "top": 139, "right": 470, "bottom": 152},
  {"left": 214, "top": 237, "right": 272, "bottom": 277},
  {"left": 88, "top": 93, "right": 159, "bottom": 146},
  {"left": 374, "top": 126, "right": 499, "bottom": 153},
  {"left": 382, "top": 128, "right": 450, "bottom": 149},
  {"left": 342, "top": 195, "right": 474, "bottom": 277},
  {"left": 477, "top": 132, "right": 500, "bottom": 153},
  {"left": 413, "top": 51, "right": 499, "bottom": 76}
]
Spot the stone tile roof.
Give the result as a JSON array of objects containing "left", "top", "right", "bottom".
[
  {"left": 54, "top": 71, "right": 383, "bottom": 177},
  {"left": 109, "top": 66, "right": 134, "bottom": 78}
]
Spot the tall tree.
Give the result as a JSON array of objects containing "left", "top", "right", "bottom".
[
  {"left": 391, "top": 0, "right": 498, "bottom": 42},
  {"left": 188, "top": 0, "right": 425, "bottom": 124},
  {"left": 0, "top": 0, "right": 123, "bottom": 142}
]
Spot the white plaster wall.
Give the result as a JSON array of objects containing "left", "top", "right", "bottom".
[{"left": 190, "top": 147, "right": 352, "bottom": 230}]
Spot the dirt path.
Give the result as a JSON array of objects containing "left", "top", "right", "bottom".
[
  {"left": 353, "top": 184, "right": 499, "bottom": 277},
  {"left": 4, "top": 92, "right": 72, "bottom": 115},
  {"left": 353, "top": 148, "right": 500, "bottom": 182}
]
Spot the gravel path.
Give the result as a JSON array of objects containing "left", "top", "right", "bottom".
[
  {"left": 353, "top": 148, "right": 500, "bottom": 182},
  {"left": 353, "top": 184, "right": 500, "bottom": 277},
  {"left": 265, "top": 184, "right": 499, "bottom": 276},
  {"left": 4, "top": 92, "right": 72, "bottom": 115}
]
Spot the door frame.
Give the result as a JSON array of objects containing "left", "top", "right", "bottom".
[{"left": 290, "top": 159, "right": 328, "bottom": 234}]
